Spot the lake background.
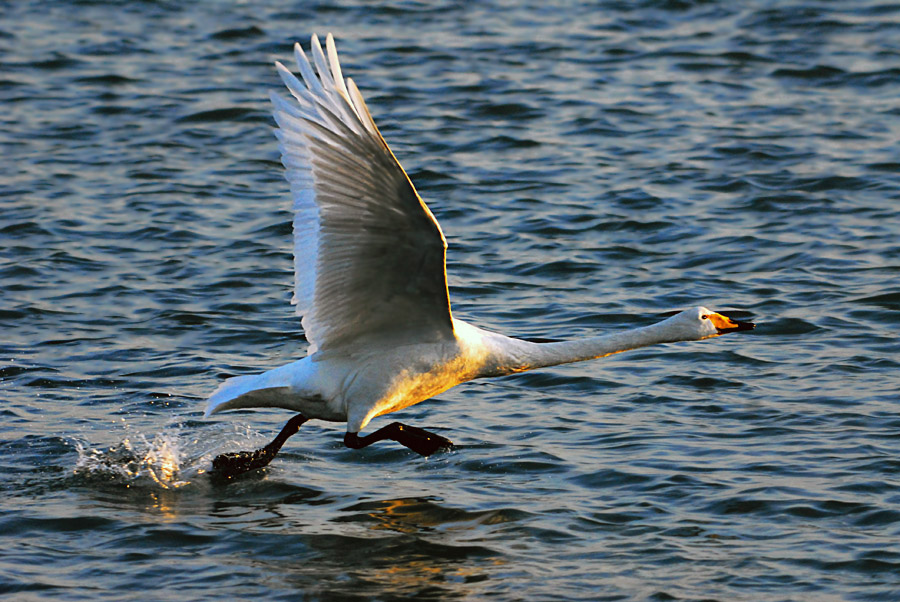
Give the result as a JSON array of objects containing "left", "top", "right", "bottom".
[{"left": 3, "top": 1, "right": 900, "bottom": 600}]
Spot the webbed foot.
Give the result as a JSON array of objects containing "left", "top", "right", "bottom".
[
  {"left": 344, "top": 422, "right": 454, "bottom": 457},
  {"left": 209, "top": 413, "right": 308, "bottom": 481}
]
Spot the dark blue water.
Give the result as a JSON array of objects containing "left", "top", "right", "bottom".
[{"left": 3, "top": 1, "right": 900, "bottom": 600}]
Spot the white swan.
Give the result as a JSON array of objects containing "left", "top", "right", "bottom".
[{"left": 206, "top": 34, "right": 754, "bottom": 478}]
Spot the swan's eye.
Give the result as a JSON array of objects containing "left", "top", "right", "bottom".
[{"left": 701, "top": 315, "right": 709, "bottom": 320}]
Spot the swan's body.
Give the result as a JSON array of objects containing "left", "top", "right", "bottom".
[
  {"left": 208, "top": 310, "right": 741, "bottom": 433},
  {"left": 206, "top": 35, "right": 753, "bottom": 475}
]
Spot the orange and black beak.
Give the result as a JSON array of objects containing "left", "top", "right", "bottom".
[{"left": 707, "top": 312, "right": 755, "bottom": 334}]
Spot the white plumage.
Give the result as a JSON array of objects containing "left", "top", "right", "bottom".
[{"left": 205, "top": 35, "right": 753, "bottom": 466}]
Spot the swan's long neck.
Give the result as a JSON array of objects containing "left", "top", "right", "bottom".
[{"left": 476, "top": 315, "right": 696, "bottom": 377}]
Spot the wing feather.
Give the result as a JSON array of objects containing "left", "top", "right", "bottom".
[{"left": 272, "top": 33, "right": 454, "bottom": 354}]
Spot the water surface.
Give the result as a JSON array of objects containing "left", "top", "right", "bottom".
[{"left": 3, "top": 1, "right": 900, "bottom": 600}]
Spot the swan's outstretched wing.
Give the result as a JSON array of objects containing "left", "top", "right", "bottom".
[{"left": 271, "top": 34, "right": 453, "bottom": 354}]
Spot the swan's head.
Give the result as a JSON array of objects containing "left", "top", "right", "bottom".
[{"left": 669, "top": 306, "right": 755, "bottom": 340}]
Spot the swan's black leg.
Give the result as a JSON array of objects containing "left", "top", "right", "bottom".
[
  {"left": 210, "top": 413, "right": 308, "bottom": 480},
  {"left": 344, "top": 422, "right": 453, "bottom": 457}
]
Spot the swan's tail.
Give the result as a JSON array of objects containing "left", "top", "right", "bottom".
[{"left": 204, "top": 374, "right": 292, "bottom": 417}]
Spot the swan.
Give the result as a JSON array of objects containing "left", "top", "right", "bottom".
[{"left": 206, "top": 34, "right": 754, "bottom": 479}]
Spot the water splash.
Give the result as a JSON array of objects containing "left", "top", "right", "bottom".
[
  {"left": 72, "top": 420, "right": 265, "bottom": 489},
  {"left": 74, "top": 431, "right": 191, "bottom": 489}
]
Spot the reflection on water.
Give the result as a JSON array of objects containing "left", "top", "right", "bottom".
[
  {"left": 317, "top": 497, "right": 511, "bottom": 596},
  {"left": 343, "top": 497, "right": 460, "bottom": 534},
  {"left": 337, "top": 496, "right": 524, "bottom": 535}
]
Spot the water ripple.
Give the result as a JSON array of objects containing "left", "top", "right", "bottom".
[{"left": 2, "top": 1, "right": 900, "bottom": 601}]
